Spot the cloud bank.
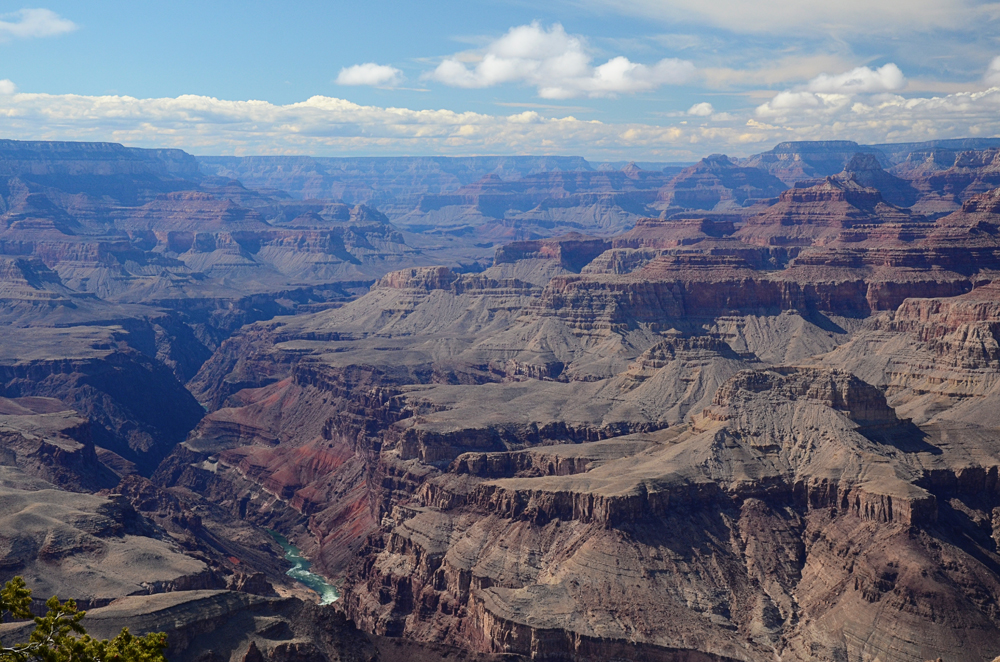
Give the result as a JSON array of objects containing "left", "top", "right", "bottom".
[
  {"left": 0, "top": 73, "right": 997, "bottom": 160},
  {"left": 427, "top": 22, "right": 694, "bottom": 98},
  {"left": 0, "top": 8, "right": 76, "bottom": 41},
  {"left": 335, "top": 63, "right": 403, "bottom": 87},
  {"left": 756, "top": 64, "right": 908, "bottom": 117}
]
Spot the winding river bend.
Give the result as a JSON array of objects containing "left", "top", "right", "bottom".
[{"left": 266, "top": 530, "right": 339, "bottom": 605}]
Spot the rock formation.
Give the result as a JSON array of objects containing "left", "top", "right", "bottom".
[
  {"left": 741, "top": 141, "right": 891, "bottom": 185},
  {"left": 654, "top": 154, "right": 787, "bottom": 214},
  {"left": 831, "top": 153, "right": 920, "bottom": 208}
]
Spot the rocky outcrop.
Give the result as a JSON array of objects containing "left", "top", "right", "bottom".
[
  {"left": 818, "top": 281, "right": 1000, "bottom": 426},
  {"left": 835, "top": 153, "right": 919, "bottom": 207},
  {"left": 743, "top": 141, "right": 890, "bottom": 184},
  {"left": 937, "top": 185, "right": 1000, "bottom": 226},
  {"left": 0, "top": 396, "right": 118, "bottom": 491},
  {"left": 655, "top": 154, "right": 787, "bottom": 212},
  {"left": 0, "top": 342, "right": 204, "bottom": 474},
  {"left": 0, "top": 479, "right": 214, "bottom": 607},
  {"left": 0, "top": 589, "right": 522, "bottom": 662},
  {"left": 734, "top": 177, "right": 923, "bottom": 247},
  {"left": 534, "top": 252, "right": 968, "bottom": 328},
  {"left": 0, "top": 140, "right": 484, "bottom": 338},
  {"left": 493, "top": 233, "right": 611, "bottom": 272},
  {"left": 898, "top": 148, "right": 1000, "bottom": 217},
  {"left": 612, "top": 217, "right": 736, "bottom": 249},
  {"left": 0, "top": 139, "right": 200, "bottom": 179}
]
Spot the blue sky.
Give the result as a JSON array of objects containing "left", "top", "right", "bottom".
[{"left": 2, "top": 1, "right": 1000, "bottom": 159}]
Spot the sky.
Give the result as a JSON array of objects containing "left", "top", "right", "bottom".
[{"left": 1, "top": 0, "right": 1000, "bottom": 160}]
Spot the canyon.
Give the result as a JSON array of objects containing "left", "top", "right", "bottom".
[{"left": 3, "top": 138, "right": 1000, "bottom": 661}]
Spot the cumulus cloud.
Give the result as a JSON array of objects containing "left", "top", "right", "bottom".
[
  {"left": 335, "top": 63, "right": 403, "bottom": 87},
  {"left": 985, "top": 56, "right": 1000, "bottom": 87},
  {"left": 0, "top": 80, "right": 15, "bottom": 95},
  {"left": 687, "top": 102, "right": 713, "bottom": 116},
  {"left": 756, "top": 64, "right": 905, "bottom": 118},
  {"left": 0, "top": 8, "right": 76, "bottom": 41},
  {"left": 427, "top": 22, "right": 694, "bottom": 98},
  {"left": 805, "top": 63, "right": 905, "bottom": 94},
  {"left": 756, "top": 91, "right": 853, "bottom": 117}
]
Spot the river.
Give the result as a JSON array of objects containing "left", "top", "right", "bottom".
[{"left": 266, "top": 530, "right": 339, "bottom": 605}]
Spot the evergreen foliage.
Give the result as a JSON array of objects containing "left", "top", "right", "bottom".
[{"left": 0, "top": 577, "right": 167, "bottom": 662}]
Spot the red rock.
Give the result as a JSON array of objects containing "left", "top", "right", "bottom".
[
  {"left": 655, "top": 154, "right": 787, "bottom": 212},
  {"left": 735, "top": 177, "right": 923, "bottom": 247}
]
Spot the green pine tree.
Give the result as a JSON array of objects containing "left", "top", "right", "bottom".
[{"left": 0, "top": 577, "right": 167, "bottom": 662}]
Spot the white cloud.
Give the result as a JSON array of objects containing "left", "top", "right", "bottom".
[
  {"left": 687, "top": 102, "right": 713, "bottom": 116},
  {"left": 756, "top": 91, "right": 853, "bottom": 117},
  {"left": 756, "top": 64, "right": 904, "bottom": 118},
  {"left": 985, "top": 56, "right": 1000, "bottom": 87},
  {"left": 0, "top": 80, "right": 15, "bottom": 95},
  {"left": 0, "top": 84, "right": 998, "bottom": 161},
  {"left": 806, "top": 63, "right": 905, "bottom": 94},
  {"left": 0, "top": 8, "right": 76, "bottom": 41},
  {"left": 750, "top": 78, "right": 1000, "bottom": 148},
  {"left": 427, "top": 22, "right": 694, "bottom": 98},
  {"left": 335, "top": 63, "right": 403, "bottom": 87},
  {"left": 577, "top": 0, "right": 991, "bottom": 35},
  {"left": 0, "top": 91, "right": 698, "bottom": 159}
]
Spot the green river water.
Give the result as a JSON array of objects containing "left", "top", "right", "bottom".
[{"left": 266, "top": 530, "right": 339, "bottom": 605}]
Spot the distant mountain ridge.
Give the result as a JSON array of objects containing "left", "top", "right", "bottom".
[
  {"left": 196, "top": 154, "right": 594, "bottom": 206},
  {"left": 0, "top": 139, "right": 201, "bottom": 178}
]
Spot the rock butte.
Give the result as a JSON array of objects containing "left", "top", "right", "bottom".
[{"left": 3, "top": 138, "right": 1000, "bottom": 660}]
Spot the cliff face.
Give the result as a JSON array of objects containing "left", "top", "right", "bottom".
[
  {"left": 655, "top": 154, "right": 787, "bottom": 212},
  {"left": 741, "top": 141, "right": 890, "bottom": 184},
  {"left": 0, "top": 186, "right": 424, "bottom": 304},
  {"left": 739, "top": 140, "right": 1000, "bottom": 222},
  {"left": 0, "top": 139, "right": 200, "bottom": 179},
  {"left": 0, "top": 335, "right": 205, "bottom": 474},
  {"left": 164, "top": 251, "right": 975, "bottom": 660},
  {"left": 342, "top": 367, "right": 1000, "bottom": 662},
  {"left": 0, "top": 139, "right": 492, "bottom": 310},
  {"left": 493, "top": 234, "right": 612, "bottom": 273},
  {"left": 832, "top": 153, "right": 919, "bottom": 208},
  {"left": 0, "top": 396, "right": 117, "bottom": 491},
  {"left": 734, "top": 177, "right": 923, "bottom": 247},
  {"left": 817, "top": 282, "right": 1000, "bottom": 426}
]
